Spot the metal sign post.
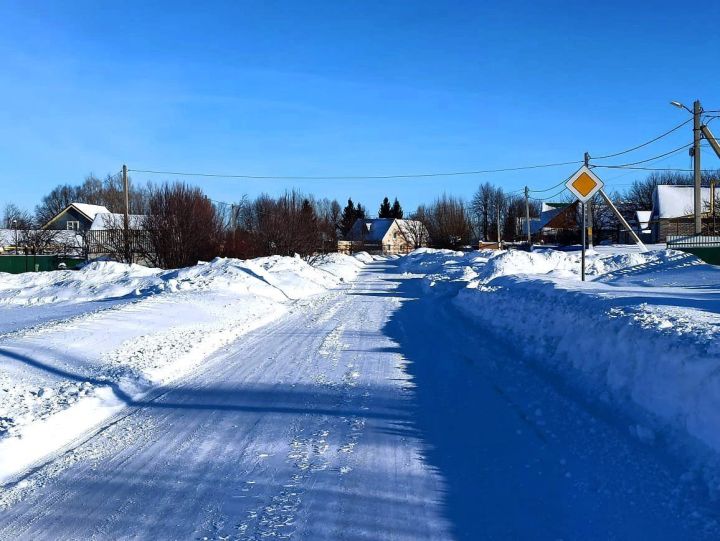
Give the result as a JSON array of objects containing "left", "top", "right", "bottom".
[
  {"left": 581, "top": 202, "right": 586, "bottom": 281},
  {"left": 566, "top": 166, "right": 604, "bottom": 282}
]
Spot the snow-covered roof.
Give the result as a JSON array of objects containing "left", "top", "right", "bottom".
[
  {"left": 652, "top": 185, "right": 718, "bottom": 219},
  {"left": 347, "top": 219, "right": 394, "bottom": 242},
  {"left": 43, "top": 203, "right": 112, "bottom": 229},
  {"left": 636, "top": 210, "right": 651, "bottom": 230},
  {"left": 90, "top": 213, "right": 146, "bottom": 231},
  {"left": 541, "top": 202, "right": 568, "bottom": 213},
  {"left": 0, "top": 229, "right": 16, "bottom": 246},
  {"left": 345, "top": 218, "right": 427, "bottom": 243},
  {"left": 530, "top": 203, "right": 574, "bottom": 234},
  {"left": 70, "top": 203, "right": 111, "bottom": 221},
  {"left": 0, "top": 229, "right": 80, "bottom": 248}
]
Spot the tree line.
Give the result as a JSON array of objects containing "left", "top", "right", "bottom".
[{"left": 3, "top": 168, "right": 719, "bottom": 267}]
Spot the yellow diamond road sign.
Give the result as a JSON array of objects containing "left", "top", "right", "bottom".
[{"left": 566, "top": 166, "right": 604, "bottom": 202}]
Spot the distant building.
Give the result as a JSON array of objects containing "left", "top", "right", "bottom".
[
  {"left": 42, "top": 204, "right": 150, "bottom": 262},
  {"left": 649, "top": 185, "right": 719, "bottom": 242},
  {"left": 523, "top": 202, "right": 580, "bottom": 244},
  {"left": 636, "top": 210, "right": 652, "bottom": 242},
  {"left": 43, "top": 203, "right": 111, "bottom": 231},
  {"left": 89, "top": 212, "right": 146, "bottom": 231},
  {"left": 338, "top": 218, "right": 429, "bottom": 255},
  {"left": 86, "top": 212, "right": 150, "bottom": 262}
]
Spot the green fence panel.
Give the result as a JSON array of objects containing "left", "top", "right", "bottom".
[
  {"left": 0, "top": 256, "right": 84, "bottom": 274},
  {"left": 678, "top": 248, "right": 720, "bottom": 266}
]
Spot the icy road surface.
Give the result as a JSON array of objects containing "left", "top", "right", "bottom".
[{"left": 1, "top": 260, "right": 718, "bottom": 539}]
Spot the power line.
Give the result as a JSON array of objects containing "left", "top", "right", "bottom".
[
  {"left": 594, "top": 165, "right": 697, "bottom": 172},
  {"left": 530, "top": 187, "right": 569, "bottom": 202},
  {"left": 128, "top": 160, "right": 584, "bottom": 181},
  {"left": 589, "top": 118, "right": 692, "bottom": 160},
  {"left": 593, "top": 142, "right": 691, "bottom": 168},
  {"left": 528, "top": 175, "right": 571, "bottom": 193}
]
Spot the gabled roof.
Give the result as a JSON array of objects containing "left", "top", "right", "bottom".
[
  {"left": 541, "top": 202, "right": 568, "bottom": 212},
  {"left": 90, "top": 213, "right": 146, "bottom": 231},
  {"left": 43, "top": 202, "right": 111, "bottom": 229},
  {"left": 652, "top": 185, "right": 719, "bottom": 219},
  {"left": 345, "top": 218, "right": 426, "bottom": 243},
  {"left": 72, "top": 203, "right": 111, "bottom": 221},
  {"left": 347, "top": 219, "right": 396, "bottom": 242},
  {"left": 636, "top": 210, "right": 652, "bottom": 230},
  {"left": 530, "top": 202, "right": 577, "bottom": 234}
]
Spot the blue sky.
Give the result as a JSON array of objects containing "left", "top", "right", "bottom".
[{"left": 1, "top": 0, "right": 718, "bottom": 215}]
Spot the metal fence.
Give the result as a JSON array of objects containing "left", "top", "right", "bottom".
[
  {"left": 666, "top": 235, "right": 720, "bottom": 265},
  {"left": 667, "top": 235, "right": 720, "bottom": 248},
  {"left": 86, "top": 230, "right": 153, "bottom": 255}
]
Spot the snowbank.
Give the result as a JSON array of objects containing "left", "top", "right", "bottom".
[
  {"left": 406, "top": 247, "right": 720, "bottom": 471},
  {"left": 0, "top": 253, "right": 367, "bottom": 484},
  {"left": 0, "top": 254, "right": 370, "bottom": 307}
]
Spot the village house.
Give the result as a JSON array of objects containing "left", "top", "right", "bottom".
[
  {"left": 649, "top": 185, "right": 720, "bottom": 242},
  {"left": 43, "top": 203, "right": 112, "bottom": 231},
  {"left": 522, "top": 202, "right": 581, "bottom": 244},
  {"left": 43, "top": 203, "right": 149, "bottom": 261},
  {"left": 338, "top": 218, "right": 429, "bottom": 255}
]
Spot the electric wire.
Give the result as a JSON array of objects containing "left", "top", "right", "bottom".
[
  {"left": 529, "top": 187, "right": 568, "bottom": 202},
  {"left": 128, "top": 160, "right": 584, "bottom": 181},
  {"left": 123, "top": 119, "right": 712, "bottom": 199},
  {"left": 594, "top": 165, "right": 696, "bottom": 172},
  {"left": 589, "top": 118, "right": 692, "bottom": 160},
  {"left": 593, "top": 142, "right": 691, "bottom": 168},
  {"left": 528, "top": 175, "right": 572, "bottom": 193}
]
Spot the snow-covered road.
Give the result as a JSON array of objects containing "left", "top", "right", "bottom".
[{"left": 1, "top": 260, "right": 718, "bottom": 539}]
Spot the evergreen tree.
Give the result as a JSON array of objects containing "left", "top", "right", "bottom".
[
  {"left": 355, "top": 202, "right": 366, "bottom": 220},
  {"left": 378, "top": 197, "right": 392, "bottom": 218},
  {"left": 298, "top": 199, "right": 318, "bottom": 252},
  {"left": 390, "top": 198, "right": 403, "bottom": 219},
  {"left": 339, "top": 198, "right": 357, "bottom": 236}
]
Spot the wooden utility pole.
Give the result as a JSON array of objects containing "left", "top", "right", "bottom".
[
  {"left": 524, "top": 186, "right": 531, "bottom": 245},
  {"left": 496, "top": 205, "right": 501, "bottom": 248},
  {"left": 700, "top": 121, "right": 720, "bottom": 234},
  {"left": 693, "top": 100, "right": 703, "bottom": 235},
  {"left": 122, "top": 164, "right": 130, "bottom": 263}
]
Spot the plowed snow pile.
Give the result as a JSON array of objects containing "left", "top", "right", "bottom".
[
  {"left": 0, "top": 253, "right": 367, "bottom": 483},
  {"left": 404, "top": 247, "right": 720, "bottom": 482}
]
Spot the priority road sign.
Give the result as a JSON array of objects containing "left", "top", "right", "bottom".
[{"left": 566, "top": 166, "right": 604, "bottom": 202}]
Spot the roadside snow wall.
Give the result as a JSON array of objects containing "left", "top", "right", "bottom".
[
  {"left": 402, "top": 247, "right": 720, "bottom": 461},
  {"left": 451, "top": 250, "right": 720, "bottom": 455}
]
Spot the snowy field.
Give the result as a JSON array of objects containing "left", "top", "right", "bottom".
[{"left": 2, "top": 245, "right": 720, "bottom": 539}]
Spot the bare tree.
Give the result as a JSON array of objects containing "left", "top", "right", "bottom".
[
  {"left": 35, "top": 173, "right": 152, "bottom": 225},
  {"left": 3, "top": 203, "right": 33, "bottom": 229},
  {"left": 423, "top": 194, "right": 472, "bottom": 248},
  {"left": 470, "top": 183, "right": 494, "bottom": 241},
  {"left": 83, "top": 213, "right": 149, "bottom": 264},
  {"left": 144, "top": 182, "right": 224, "bottom": 269},
  {"left": 19, "top": 227, "right": 64, "bottom": 256},
  {"left": 402, "top": 213, "right": 430, "bottom": 249}
]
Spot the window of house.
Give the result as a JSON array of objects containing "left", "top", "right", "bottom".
[{"left": 66, "top": 221, "right": 80, "bottom": 231}]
